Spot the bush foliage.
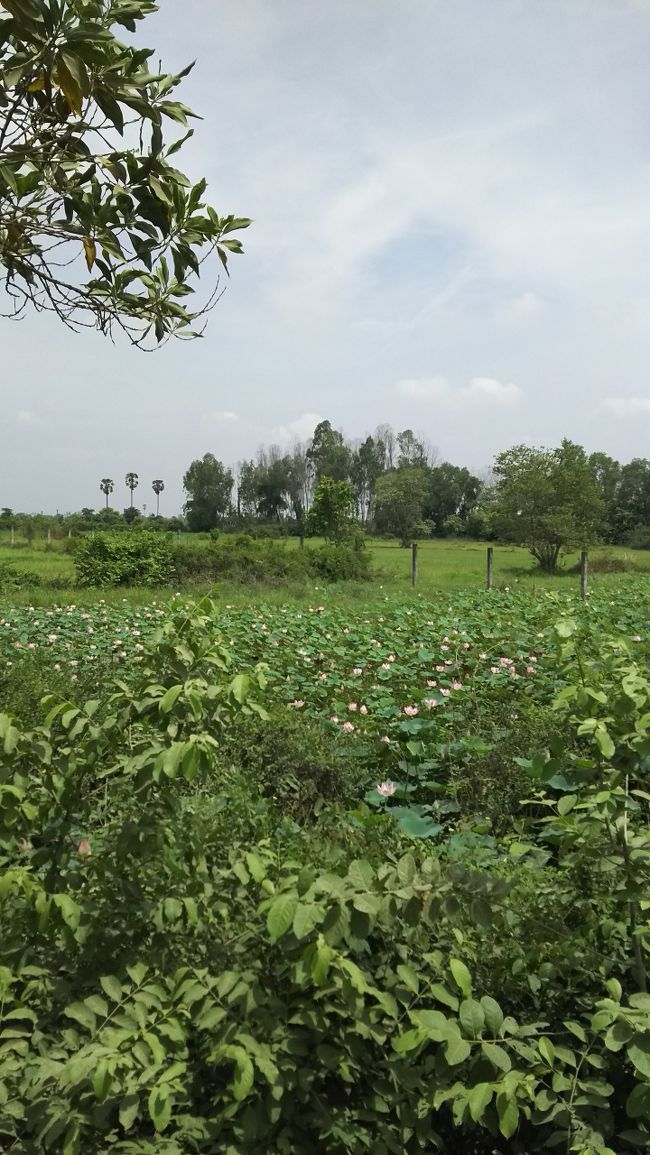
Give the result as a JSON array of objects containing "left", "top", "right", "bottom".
[{"left": 0, "top": 591, "right": 648, "bottom": 1153}]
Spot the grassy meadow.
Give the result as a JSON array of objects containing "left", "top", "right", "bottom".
[{"left": 1, "top": 527, "right": 650, "bottom": 605}]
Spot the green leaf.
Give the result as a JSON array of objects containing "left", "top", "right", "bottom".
[
  {"left": 628, "top": 1034, "right": 650, "bottom": 1079},
  {"left": 119, "top": 1092, "right": 139, "bottom": 1131},
  {"left": 460, "top": 998, "right": 485, "bottom": 1039},
  {"left": 411, "top": 1009, "right": 452, "bottom": 1040},
  {"left": 396, "top": 963, "right": 420, "bottom": 994},
  {"left": 445, "top": 1034, "right": 472, "bottom": 1065},
  {"left": 538, "top": 1036, "right": 555, "bottom": 1066},
  {"left": 557, "top": 794, "right": 577, "bottom": 815},
  {"left": 347, "top": 858, "right": 375, "bottom": 889},
  {"left": 232, "top": 1052, "right": 254, "bottom": 1101},
  {"left": 245, "top": 853, "right": 267, "bottom": 883},
  {"left": 468, "top": 1082, "right": 493, "bottom": 1122},
  {"left": 496, "top": 1091, "right": 519, "bottom": 1138},
  {"left": 595, "top": 725, "right": 615, "bottom": 758},
  {"left": 148, "top": 1085, "right": 172, "bottom": 1132},
  {"left": 393, "top": 1027, "right": 426, "bottom": 1054},
  {"left": 626, "top": 1082, "right": 650, "bottom": 1118},
  {"left": 481, "top": 1042, "right": 511, "bottom": 1072},
  {"left": 450, "top": 958, "right": 472, "bottom": 999},
  {"left": 430, "top": 983, "right": 459, "bottom": 1011},
  {"left": 64, "top": 1002, "right": 96, "bottom": 1033},
  {"left": 311, "top": 937, "right": 334, "bottom": 986},
  {"left": 480, "top": 996, "right": 504, "bottom": 1034},
  {"left": 292, "top": 903, "right": 321, "bottom": 940},
  {"left": 159, "top": 684, "right": 182, "bottom": 713},
  {"left": 100, "top": 975, "right": 123, "bottom": 1004},
  {"left": 266, "top": 894, "right": 297, "bottom": 941}
]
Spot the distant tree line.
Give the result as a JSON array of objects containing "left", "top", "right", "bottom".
[
  {"left": 2, "top": 420, "right": 649, "bottom": 571},
  {"left": 180, "top": 419, "right": 650, "bottom": 560}
]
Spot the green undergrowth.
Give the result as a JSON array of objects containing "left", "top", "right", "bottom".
[{"left": 0, "top": 586, "right": 649, "bottom": 1152}]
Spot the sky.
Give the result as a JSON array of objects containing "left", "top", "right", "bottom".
[{"left": 3, "top": 0, "right": 650, "bottom": 515}]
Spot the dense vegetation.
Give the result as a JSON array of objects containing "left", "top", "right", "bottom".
[
  {"left": 1, "top": 580, "right": 649, "bottom": 1153},
  {"left": 3, "top": 425, "right": 650, "bottom": 575}
]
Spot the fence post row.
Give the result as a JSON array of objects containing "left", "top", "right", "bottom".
[
  {"left": 411, "top": 542, "right": 418, "bottom": 588},
  {"left": 486, "top": 546, "right": 494, "bottom": 590}
]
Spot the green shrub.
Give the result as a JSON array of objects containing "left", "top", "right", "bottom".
[
  {"left": 75, "top": 531, "right": 175, "bottom": 587},
  {"left": 625, "top": 524, "right": 650, "bottom": 550},
  {"left": 310, "top": 541, "right": 372, "bottom": 582},
  {"left": 0, "top": 598, "right": 649, "bottom": 1152},
  {"left": 222, "top": 707, "right": 364, "bottom": 821},
  {"left": 0, "top": 561, "right": 41, "bottom": 590}
]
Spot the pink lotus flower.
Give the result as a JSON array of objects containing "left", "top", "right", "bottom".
[
  {"left": 359, "top": 704, "right": 368, "bottom": 715},
  {"left": 330, "top": 715, "right": 339, "bottom": 723},
  {"left": 526, "top": 666, "right": 536, "bottom": 674},
  {"left": 451, "top": 681, "right": 463, "bottom": 690},
  {"left": 342, "top": 721, "right": 355, "bottom": 732},
  {"left": 353, "top": 667, "right": 363, "bottom": 675},
  {"left": 440, "top": 688, "right": 450, "bottom": 697},
  {"left": 631, "top": 635, "right": 642, "bottom": 642},
  {"left": 403, "top": 705, "right": 419, "bottom": 716},
  {"left": 78, "top": 839, "right": 91, "bottom": 857},
  {"left": 290, "top": 700, "right": 305, "bottom": 708},
  {"left": 424, "top": 698, "right": 438, "bottom": 708},
  {"left": 379, "top": 735, "right": 390, "bottom": 743},
  {"left": 348, "top": 702, "right": 357, "bottom": 711},
  {"left": 426, "top": 679, "right": 437, "bottom": 688},
  {"left": 381, "top": 662, "right": 392, "bottom": 671},
  {"left": 375, "top": 779, "right": 396, "bottom": 795}
]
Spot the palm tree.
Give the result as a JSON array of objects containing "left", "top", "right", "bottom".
[
  {"left": 99, "top": 478, "right": 114, "bottom": 509},
  {"left": 125, "top": 472, "right": 139, "bottom": 507},
  {"left": 152, "top": 479, "right": 165, "bottom": 517}
]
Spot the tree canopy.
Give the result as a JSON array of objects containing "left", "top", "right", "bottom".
[
  {"left": 183, "top": 453, "right": 233, "bottom": 532},
  {"left": 0, "top": 0, "right": 250, "bottom": 344},
  {"left": 493, "top": 440, "right": 604, "bottom": 571}
]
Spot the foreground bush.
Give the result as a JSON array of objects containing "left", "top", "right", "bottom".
[
  {"left": 75, "top": 532, "right": 175, "bottom": 587},
  {"left": 0, "top": 598, "right": 648, "bottom": 1153}
]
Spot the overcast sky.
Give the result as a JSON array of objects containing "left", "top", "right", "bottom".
[{"left": 3, "top": 0, "right": 650, "bottom": 514}]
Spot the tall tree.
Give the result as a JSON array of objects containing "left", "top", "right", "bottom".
[
  {"left": 350, "top": 435, "right": 385, "bottom": 524},
  {"left": 588, "top": 452, "right": 621, "bottom": 542},
  {"left": 0, "top": 0, "right": 250, "bottom": 344},
  {"left": 99, "top": 477, "right": 114, "bottom": 509},
  {"left": 374, "top": 467, "right": 430, "bottom": 547},
  {"left": 425, "top": 464, "right": 482, "bottom": 535},
  {"left": 124, "top": 472, "right": 138, "bottom": 508},
  {"left": 616, "top": 458, "right": 650, "bottom": 540},
  {"left": 493, "top": 440, "right": 603, "bottom": 571},
  {"left": 307, "top": 420, "right": 351, "bottom": 482},
  {"left": 236, "top": 460, "right": 259, "bottom": 519},
  {"left": 374, "top": 424, "right": 395, "bottom": 470},
  {"left": 151, "top": 479, "right": 164, "bottom": 517},
  {"left": 183, "top": 453, "right": 233, "bottom": 531},
  {"left": 396, "top": 429, "right": 428, "bottom": 470},
  {"left": 305, "top": 477, "right": 354, "bottom": 543}
]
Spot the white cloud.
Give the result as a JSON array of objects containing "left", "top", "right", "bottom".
[
  {"left": 201, "top": 410, "right": 239, "bottom": 427},
  {"left": 272, "top": 412, "right": 323, "bottom": 444},
  {"left": 16, "top": 410, "right": 37, "bottom": 424},
  {"left": 595, "top": 396, "right": 650, "bottom": 417},
  {"left": 397, "top": 375, "right": 522, "bottom": 409}
]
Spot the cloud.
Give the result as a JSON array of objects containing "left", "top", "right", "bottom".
[
  {"left": 16, "top": 410, "right": 37, "bottom": 424},
  {"left": 397, "top": 375, "right": 522, "bottom": 409},
  {"left": 595, "top": 396, "right": 650, "bottom": 417},
  {"left": 201, "top": 410, "right": 239, "bottom": 427},
  {"left": 272, "top": 412, "right": 323, "bottom": 444}
]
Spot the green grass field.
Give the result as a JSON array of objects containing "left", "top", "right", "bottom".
[{"left": 1, "top": 530, "right": 649, "bottom": 605}]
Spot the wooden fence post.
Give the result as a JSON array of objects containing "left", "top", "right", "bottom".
[
  {"left": 580, "top": 550, "right": 588, "bottom": 602},
  {"left": 299, "top": 534, "right": 305, "bottom": 551},
  {"left": 411, "top": 542, "right": 418, "bottom": 588},
  {"left": 486, "top": 546, "right": 494, "bottom": 590}
]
